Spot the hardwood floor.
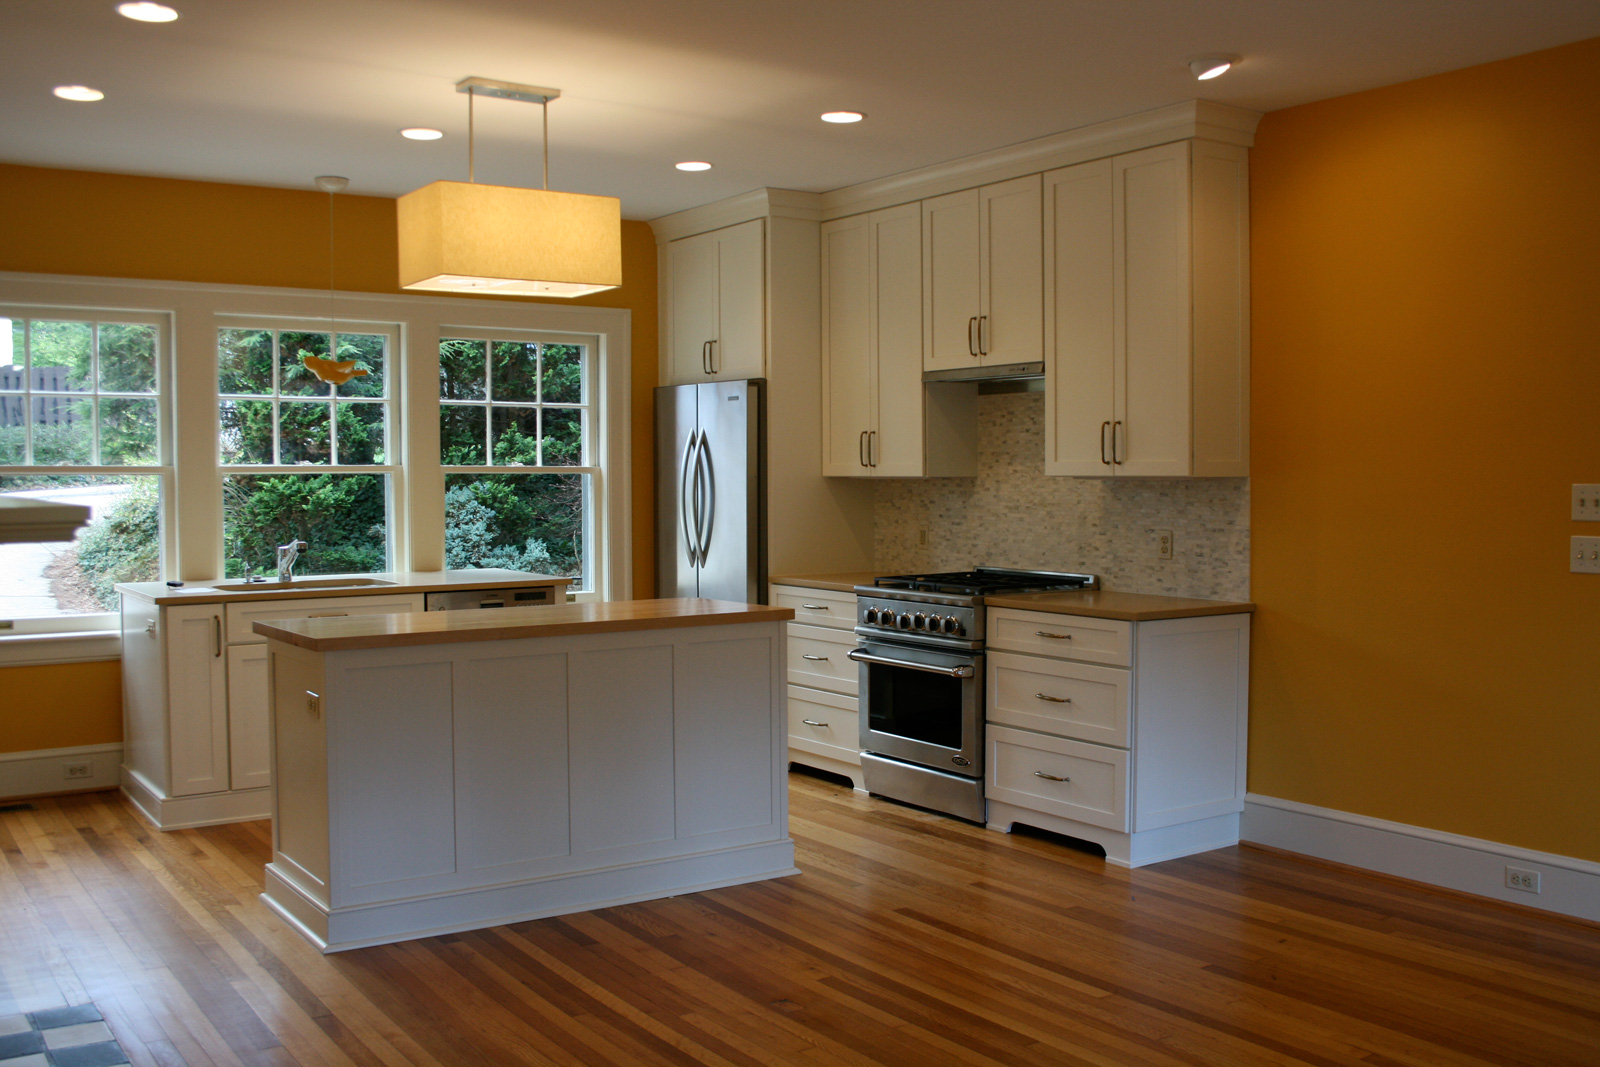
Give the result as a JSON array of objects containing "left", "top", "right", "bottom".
[{"left": 2, "top": 774, "right": 1596, "bottom": 1067}]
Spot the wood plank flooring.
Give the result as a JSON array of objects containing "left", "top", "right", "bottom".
[{"left": 2, "top": 773, "right": 1596, "bottom": 1067}]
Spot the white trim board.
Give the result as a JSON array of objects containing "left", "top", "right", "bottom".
[
  {"left": 0, "top": 743, "right": 123, "bottom": 799},
  {"left": 1242, "top": 794, "right": 1600, "bottom": 924}
]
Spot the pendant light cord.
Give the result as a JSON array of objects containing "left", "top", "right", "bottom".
[
  {"left": 542, "top": 99, "right": 549, "bottom": 190},
  {"left": 468, "top": 88, "right": 476, "bottom": 183}
]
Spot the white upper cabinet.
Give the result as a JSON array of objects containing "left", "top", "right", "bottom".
[
  {"left": 822, "top": 204, "right": 976, "bottom": 478},
  {"left": 1044, "top": 140, "right": 1249, "bottom": 477},
  {"left": 667, "top": 218, "right": 766, "bottom": 383},
  {"left": 921, "top": 175, "right": 1044, "bottom": 375}
]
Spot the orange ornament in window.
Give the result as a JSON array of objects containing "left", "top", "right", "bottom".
[{"left": 302, "top": 354, "right": 369, "bottom": 385}]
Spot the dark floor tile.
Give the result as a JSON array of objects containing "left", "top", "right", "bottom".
[
  {"left": 28, "top": 1006, "right": 101, "bottom": 1031},
  {"left": 47, "top": 1041, "right": 130, "bottom": 1067},
  {"left": 0, "top": 1029, "right": 46, "bottom": 1059}
]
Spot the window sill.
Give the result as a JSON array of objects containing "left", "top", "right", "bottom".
[{"left": 0, "top": 630, "right": 122, "bottom": 667}]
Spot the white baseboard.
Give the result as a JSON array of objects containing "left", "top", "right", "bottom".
[
  {"left": 120, "top": 767, "right": 271, "bottom": 830},
  {"left": 0, "top": 743, "right": 123, "bottom": 799},
  {"left": 1242, "top": 794, "right": 1600, "bottom": 924}
]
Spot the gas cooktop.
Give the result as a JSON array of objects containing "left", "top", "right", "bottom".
[{"left": 865, "top": 567, "right": 1098, "bottom": 599}]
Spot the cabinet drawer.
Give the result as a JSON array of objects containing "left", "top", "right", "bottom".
[
  {"left": 986, "top": 724, "right": 1128, "bottom": 831},
  {"left": 987, "top": 607, "right": 1131, "bottom": 666},
  {"left": 787, "top": 685, "right": 860, "bottom": 765},
  {"left": 787, "top": 623, "right": 859, "bottom": 694},
  {"left": 987, "top": 650, "right": 1130, "bottom": 748},
  {"left": 226, "top": 593, "right": 424, "bottom": 645},
  {"left": 770, "top": 585, "right": 856, "bottom": 630}
]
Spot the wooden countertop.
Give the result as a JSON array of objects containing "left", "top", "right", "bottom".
[
  {"left": 117, "top": 568, "right": 571, "bottom": 606},
  {"left": 254, "top": 597, "right": 795, "bottom": 652},
  {"left": 983, "top": 589, "right": 1254, "bottom": 621},
  {"left": 769, "top": 572, "right": 881, "bottom": 593}
]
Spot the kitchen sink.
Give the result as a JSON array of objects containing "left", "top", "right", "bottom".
[{"left": 211, "top": 577, "right": 398, "bottom": 592}]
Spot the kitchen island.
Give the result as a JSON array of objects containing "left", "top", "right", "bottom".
[{"left": 253, "top": 598, "right": 797, "bottom": 952}]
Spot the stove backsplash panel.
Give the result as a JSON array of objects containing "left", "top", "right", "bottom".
[{"left": 874, "top": 392, "right": 1249, "bottom": 601}]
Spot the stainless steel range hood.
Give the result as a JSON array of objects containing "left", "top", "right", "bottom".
[{"left": 923, "top": 361, "right": 1044, "bottom": 383}]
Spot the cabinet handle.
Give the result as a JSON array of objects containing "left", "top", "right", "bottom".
[
  {"left": 1100, "top": 421, "right": 1112, "bottom": 465},
  {"left": 859, "top": 429, "right": 868, "bottom": 468},
  {"left": 800, "top": 603, "right": 829, "bottom": 611},
  {"left": 967, "top": 316, "right": 978, "bottom": 358},
  {"left": 308, "top": 612, "right": 348, "bottom": 618},
  {"left": 1034, "top": 631, "right": 1072, "bottom": 640},
  {"left": 213, "top": 615, "right": 222, "bottom": 657},
  {"left": 801, "top": 719, "right": 829, "bottom": 728},
  {"left": 1035, "top": 693, "right": 1071, "bottom": 703},
  {"left": 868, "top": 430, "right": 877, "bottom": 468},
  {"left": 801, "top": 653, "right": 829, "bottom": 661},
  {"left": 1112, "top": 420, "right": 1124, "bottom": 465},
  {"left": 1033, "top": 771, "right": 1071, "bottom": 783},
  {"left": 977, "top": 315, "right": 988, "bottom": 356},
  {"left": 708, "top": 338, "right": 718, "bottom": 374},
  {"left": 702, "top": 340, "right": 711, "bottom": 375}
]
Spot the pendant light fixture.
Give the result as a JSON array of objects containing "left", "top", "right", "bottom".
[{"left": 397, "top": 77, "right": 621, "bottom": 297}]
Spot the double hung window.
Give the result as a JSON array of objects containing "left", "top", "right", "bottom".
[
  {"left": 217, "top": 322, "right": 399, "bottom": 577},
  {"left": 0, "top": 310, "right": 169, "bottom": 623}
]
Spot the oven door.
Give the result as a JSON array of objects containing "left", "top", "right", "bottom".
[{"left": 851, "top": 638, "right": 983, "bottom": 777}]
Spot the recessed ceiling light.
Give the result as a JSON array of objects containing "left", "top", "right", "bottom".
[
  {"left": 675, "top": 161, "right": 712, "bottom": 172},
  {"left": 400, "top": 128, "right": 444, "bottom": 141},
  {"left": 1188, "top": 54, "right": 1240, "bottom": 81},
  {"left": 116, "top": 2, "right": 179, "bottom": 22},
  {"left": 821, "top": 111, "right": 864, "bottom": 124},
  {"left": 53, "top": 85, "right": 105, "bottom": 102}
]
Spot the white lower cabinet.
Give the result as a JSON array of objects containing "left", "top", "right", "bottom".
[
  {"left": 772, "top": 583, "right": 864, "bottom": 790},
  {"left": 984, "top": 605, "right": 1249, "bottom": 867},
  {"left": 121, "top": 591, "right": 424, "bottom": 829}
]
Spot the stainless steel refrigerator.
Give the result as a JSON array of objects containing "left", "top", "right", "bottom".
[{"left": 655, "top": 379, "right": 767, "bottom": 603}]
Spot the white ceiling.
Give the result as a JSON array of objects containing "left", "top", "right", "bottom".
[{"left": 5, "top": 0, "right": 1600, "bottom": 220}]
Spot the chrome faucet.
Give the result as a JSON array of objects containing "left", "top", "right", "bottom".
[{"left": 276, "top": 540, "right": 308, "bottom": 582}]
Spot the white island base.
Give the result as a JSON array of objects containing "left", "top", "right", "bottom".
[{"left": 256, "top": 600, "right": 798, "bottom": 953}]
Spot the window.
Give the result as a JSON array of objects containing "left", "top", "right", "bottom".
[
  {"left": 0, "top": 311, "right": 168, "bottom": 624},
  {"left": 217, "top": 323, "right": 398, "bottom": 577},
  {"left": 440, "top": 333, "right": 597, "bottom": 591}
]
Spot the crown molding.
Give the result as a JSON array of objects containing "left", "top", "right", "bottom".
[{"left": 650, "top": 188, "right": 823, "bottom": 243}]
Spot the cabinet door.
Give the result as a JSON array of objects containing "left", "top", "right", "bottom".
[
  {"left": 226, "top": 642, "right": 271, "bottom": 791},
  {"left": 921, "top": 188, "right": 981, "bottom": 373},
  {"left": 1044, "top": 159, "right": 1117, "bottom": 476},
  {"left": 669, "top": 230, "right": 719, "bottom": 382},
  {"left": 164, "top": 604, "right": 229, "bottom": 796},
  {"left": 978, "top": 174, "right": 1044, "bottom": 367},
  {"left": 821, "top": 214, "right": 873, "bottom": 477},
  {"left": 1115, "top": 142, "right": 1192, "bottom": 476},
  {"left": 868, "top": 203, "right": 926, "bottom": 477},
  {"left": 714, "top": 219, "right": 766, "bottom": 379}
]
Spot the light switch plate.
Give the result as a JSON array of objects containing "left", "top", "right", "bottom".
[
  {"left": 1572, "top": 537, "right": 1600, "bottom": 574},
  {"left": 1574, "top": 484, "right": 1600, "bottom": 521}
]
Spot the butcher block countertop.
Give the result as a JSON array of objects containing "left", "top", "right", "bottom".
[
  {"left": 769, "top": 572, "right": 881, "bottom": 593},
  {"left": 117, "top": 568, "right": 569, "bottom": 606},
  {"left": 254, "top": 597, "right": 795, "bottom": 652},
  {"left": 983, "top": 589, "right": 1255, "bottom": 621}
]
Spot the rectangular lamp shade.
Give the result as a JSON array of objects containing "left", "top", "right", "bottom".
[{"left": 397, "top": 180, "right": 622, "bottom": 297}]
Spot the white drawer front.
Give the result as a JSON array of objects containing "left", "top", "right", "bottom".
[
  {"left": 787, "top": 685, "right": 860, "bottom": 764},
  {"left": 786, "top": 623, "right": 859, "bottom": 694},
  {"left": 987, "top": 608, "right": 1131, "bottom": 666},
  {"left": 226, "top": 593, "right": 424, "bottom": 645},
  {"left": 771, "top": 585, "right": 857, "bottom": 630},
  {"left": 987, "top": 650, "right": 1131, "bottom": 747},
  {"left": 986, "top": 724, "right": 1128, "bottom": 831}
]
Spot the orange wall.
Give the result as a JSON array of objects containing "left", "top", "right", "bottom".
[
  {"left": 0, "top": 661, "right": 121, "bottom": 754},
  {"left": 1249, "top": 37, "right": 1600, "bottom": 861},
  {"left": 0, "top": 164, "right": 657, "bottom": 755}
]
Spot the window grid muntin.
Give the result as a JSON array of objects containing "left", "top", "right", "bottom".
[{"left": 438, "top": 337, "right": 591, "bottom": 468}]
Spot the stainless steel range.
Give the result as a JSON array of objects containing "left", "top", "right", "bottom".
[{"left": 849, "top": 567, "right": 1099, "bottom": 822}]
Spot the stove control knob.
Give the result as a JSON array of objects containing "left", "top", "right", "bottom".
[
  {"left": 942, "top": 616, "right": 963, "bottom": 636},
  {"left": 912, "top": 612, "right": 929, "bottom": 630},
  {"left": 897, "top": 612, "right": 914, "bottom": 630},
  {"left": 863, "top": 607, "right": 880, "bottom": 625}
]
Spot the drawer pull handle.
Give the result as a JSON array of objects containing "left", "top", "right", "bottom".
[
  {"left": 801, "top": 603, "right": 830, "bottom": 611},
  {"left": 1035, "top": 631, "right": 1072, "bottom": 640},
  {"left": 801, "top": 654, "right": 830, "bottom": 661},
  {"left": 309, "top": 612, "right": 349, "bottom": 618},
  {"left": 1033, "top": 771, "right": 1071, "bottom": 783},
  {"left": 801, "top": 719, "right": 829, "bottom": 728},
  {"left": 1035, "top": 693, "right": 1071, "bottom": 703}
]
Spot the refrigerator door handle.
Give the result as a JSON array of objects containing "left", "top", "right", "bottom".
[
  {"left": 680, "top": 430, "right": 700, "bottom": 566},
  {"left": 696, "top": 431, "right": 716, "bottom": 563}
]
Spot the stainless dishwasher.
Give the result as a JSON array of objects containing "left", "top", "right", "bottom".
[{"left": 423, "top": 586, "right": 558, "bottom": 611}]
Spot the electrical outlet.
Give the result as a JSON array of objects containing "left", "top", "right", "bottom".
[
  {"left": 1575, "top": 484, "right": 1600, "bottom": 521},
  {"left": 1572, "top": 537, "right": 1600, "bottom": 574},
  {"left": 1505, "top": 867, "right": 1541, "bottom": 893},
  {"left": 918, "top": 528, "right": 928, "bottom": 547},
  {"left": 63, "top": 762, "right": 92, "bottom": 780},
  {"left": 1156, "top": 530, "right": 1173, "bottom": 561}
]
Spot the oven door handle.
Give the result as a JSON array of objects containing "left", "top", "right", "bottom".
[{"left": 847, "top": 649, "right": 975, "bottom": 678}]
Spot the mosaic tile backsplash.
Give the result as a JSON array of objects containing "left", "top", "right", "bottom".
[{"left": 873, "top": 392, "right": 1250, "bottom": 601}]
